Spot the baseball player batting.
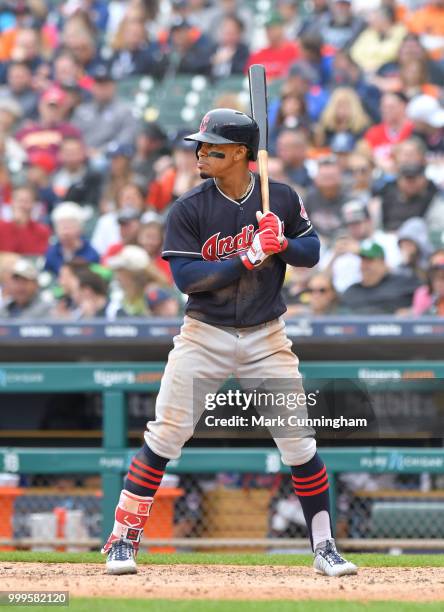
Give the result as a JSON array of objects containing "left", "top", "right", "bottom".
[{"left": 102, "top": 108, "right": 357, "bottom": 578}]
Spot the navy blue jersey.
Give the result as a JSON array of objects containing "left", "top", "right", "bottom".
[{"left": 162, "top": 174, "right": 315, "bottom": 327}]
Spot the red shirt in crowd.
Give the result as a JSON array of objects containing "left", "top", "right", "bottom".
[
  {"left": 0, "top": 220, "right": 51, "bottom": 255},
  {"left": 246, "top": 42, "right": 300, "bottom": 80},
  {"left": 15, "top": 122, "right": 82, "bottom": 166},
  {"left": 364, "top": 121, "right": 413, "bottom": 164}
]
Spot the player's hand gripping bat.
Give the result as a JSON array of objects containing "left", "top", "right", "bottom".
[{"left": 248, "top": 64, "right": 269, "bottom": 213}]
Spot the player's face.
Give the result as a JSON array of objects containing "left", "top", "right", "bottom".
[{"left": 197, "top": 142, "right": 247, "bottom": 178}]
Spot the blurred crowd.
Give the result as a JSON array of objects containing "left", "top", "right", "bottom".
[{"left": 0, "top": 0, "right": 444, "bottom": 319}]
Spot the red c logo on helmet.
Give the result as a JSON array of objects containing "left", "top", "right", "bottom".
[{"left": 200, "top": 114, "right": 210, "bottom": 133}]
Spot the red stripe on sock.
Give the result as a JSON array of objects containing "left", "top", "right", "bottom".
[
  {"left": 127, "top": 472, "right": 159, "bottom": 491},
  {"left": 292, "top": 465, "right": 326, "bottom": 484},
  {"left": 133, "top": 457, "right": 165, "bottom": 476},
  {"left": 293, "top": 481, "right": 330, "bottom": 497},
  {"left": 130, "top": 463, "right": 163, "bottom": 483},
  {"left": 293, "top": 473, "right": 328, "bottom": 491}
]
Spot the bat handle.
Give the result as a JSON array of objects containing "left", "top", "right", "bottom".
[{"left": 257, "top": 149, "right": 270, "bottom": 213}]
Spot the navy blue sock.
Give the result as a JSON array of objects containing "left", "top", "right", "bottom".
[
  {"left": 124, "top": 443, "right": 169, "bottom": 497},
  {"left": 291, "top": 452, "right": 332, "bottom": 550}
]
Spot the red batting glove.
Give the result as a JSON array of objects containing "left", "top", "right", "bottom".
[
  {"left": 241, "top": 229, "right": 283, "bottom": 269},
  {"left": 256, "top": 211, "right": 288, "bottom": 251}
]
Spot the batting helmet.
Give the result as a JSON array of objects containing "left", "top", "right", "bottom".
[{"left": 184, "top": 108, "right": 260, "bottom": 161}]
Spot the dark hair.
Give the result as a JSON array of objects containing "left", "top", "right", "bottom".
[
  {"left": 8, "top": 60, "right": 33, "bottom": 72},
  {"left": 13, "top": 183, "right": 36, "bottom": 198},
  {"left": 223, "top": 13, "right": 245, "bottom": 33},
  {"left": 379, "top": 5, "right": 395, "bottom": 23},
  {"left": 77, "top": 269, "right": 109, "bottom": 297},
  {"left": 384, "top": 91, "right": 408, "bottom": 105}
]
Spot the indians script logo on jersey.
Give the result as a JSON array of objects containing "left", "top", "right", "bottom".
[{"left": 202, "top": 224, "right": 255, "bottom": 260}]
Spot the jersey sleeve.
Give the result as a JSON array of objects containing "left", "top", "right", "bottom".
[
  {"left": 162, "top": 200, "right": 203, "bottom": 260},
  {"left": 283, "top": 187, "right": 314, "bottom": 239}
]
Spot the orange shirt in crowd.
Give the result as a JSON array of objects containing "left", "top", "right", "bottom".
[{"left": 406, "top": 5, "right": 444, "bottom": 58}]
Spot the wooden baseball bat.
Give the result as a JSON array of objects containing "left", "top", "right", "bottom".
[{"left": 248, "top": 64, "right": 269, "bottom": 213}]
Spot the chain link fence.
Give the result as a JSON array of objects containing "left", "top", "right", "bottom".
[{"left": 2, "top": 469, "right": 444, "bottom": 551}]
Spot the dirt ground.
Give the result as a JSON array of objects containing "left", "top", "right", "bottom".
[{"left": 2, "top": 563, "right": 444, "bottom": 601}]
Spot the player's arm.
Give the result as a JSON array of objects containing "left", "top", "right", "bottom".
[
  {"left": 169, "top": 229, "right": 282, "bottom": 293},
  {"left": 257, "top": 189, "right": 320, "bottom": 268},
  {"left": 278, "top": 230, "right": 320, "bottom": 268},
  {"left": 169, "top": 256, "right": 244, "bottom": 294}
]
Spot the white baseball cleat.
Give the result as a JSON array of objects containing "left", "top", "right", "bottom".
[
  {"left": 313, "top": 538, "right": 358, "bottom": 577},
  {"left": 106, "top": 539, "right": 138, "bottom": 575}
]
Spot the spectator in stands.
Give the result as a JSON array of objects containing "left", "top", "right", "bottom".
[
  {"left": 138, "top": 220, "right": 173, "bottom": 285},
  {"left": 330, "top": 51, "right": 381, "bottom": 122},
  {"left": 0, "top": 258, "right": 52, "bottom": 319},
  {"left": 52, "top": 136, "right": 103, "bottom": 207},
  {"left": 300, "top": 31, "right": 333, "bottom": 87},
  {"left": 364, "top": 92, "right": 413, "bottom": 171},
  {"left": 0, "top": 184, "right": 50, "bottom": 255},
  {"left": 269, "top": 85, "right": 310, "bottom": 152},
  {"left": 109, "top": 10, "right": 167, "bottom": 80},
  {"left": 2, "top": 60, "right": 38, "bottom": 119},
  {"left": 305, "top": 272, "right": 340, "bottom": 315},
  {"left": 0, "top": 98, "right": 26, "bottom": 168},
  {"left": 346, "top": 152, "right": 375, "bottom": 202},
  {"left": 329, "top": 132, "right": 356, "bottom": 174},
  {"left": 377, "top": 161, "right": 444, "bottom": 232},
  {"left": 310, "top": 0, "right": 365, "bottom": 52},
  {"left": 350, "top": 6, "right": 406, "bottom": 73},
  {"left": 340, "top": 242, "right": 420, "bottom": 314},
  {"left": 277, "top": 0, "right": 303, "bottom": 40},
  {"left": 246, "top": 12, "right": 299, "bottom": 80},
  {"left": 379, "top": 32, "right": 444, "bottom": 89},
  {"left": 25, "top": 151, "right": 58, "bottom": 219},
  {"left": 300, "top": 0, "right": 329, "bottom": 36},
  {"left": 147, "top": 132, "right": 201, "bottom": 213},
  {"left": 62, "top": 15, "right": 99, "bottom": 75},
  {"left": 0, "top": 252, "right": 19, "bottom": 309},
  {"left": 319, "top": 200, "right": 401, "bottom": 293},
  {"left": 7, "top": 26, "right": 45, "bottom": 75},
  {"left": 406, "top": 95, "right": 444, "bottom": 153},
  {"left": 45, "top": 202, "right": 99, "bottom": 276},
  {"left": 100, "top": 142, "right": 136, "bottom": 212},
  {"left": 53, "top": 51, "right": 88, "bottom": 90},
  {"left": 412, "top": 249, "right": 444, "bottom": 315},
  {"left": 314, "top": 87, "right": 371, "bottom": 148},
  {"left": 275, "top": 128, "right": 313, "bottom": 190},
  {"left": 406, "top": 0, "right": 444, "bottom": 60},
  {"left": 131, "top": 122, "right": 169, "bottom": 186},
  {"left": 107, "top": 245, "right": 168, "bottom": 316},
  {"left": 396, "top": 217, "right": 432, "bottom": 281},
  {"left": 15, "top": 85, "right": 81, "bottom": 166},
  {"left": 304, "top": 156, "right": 348, "bottom": 243},
  {"left": 166, "top": 17, "right": 215, "bottom": 76},
  {"left": 270, "top": 61, "right": 329, "bottom": 125},
  {"left": 101, "top": 208, "right": 142, "bottom": 263},
  {"left": 146, "top": 287, "right": 180, "bottom": 317},
  {"left": 52, "top": 260, "right": 86, "bottom": 319},
  {"left": 72, "top": 62, "right": 139, "bottom": 156},
  {"left": 425, "top": 254, "right": 444, "bottom": 315},
  {"left": 211, "top": 14, "right": 249, "bottom": 79},
  {"left": 207, "top": 0, "right": 254, "bottom": 44},
  {"left": 75, "top": 266, "right": 112, "bottom": 319},
  {"left": 92, "top": 182, "right": 149, "bottom": 256}
]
